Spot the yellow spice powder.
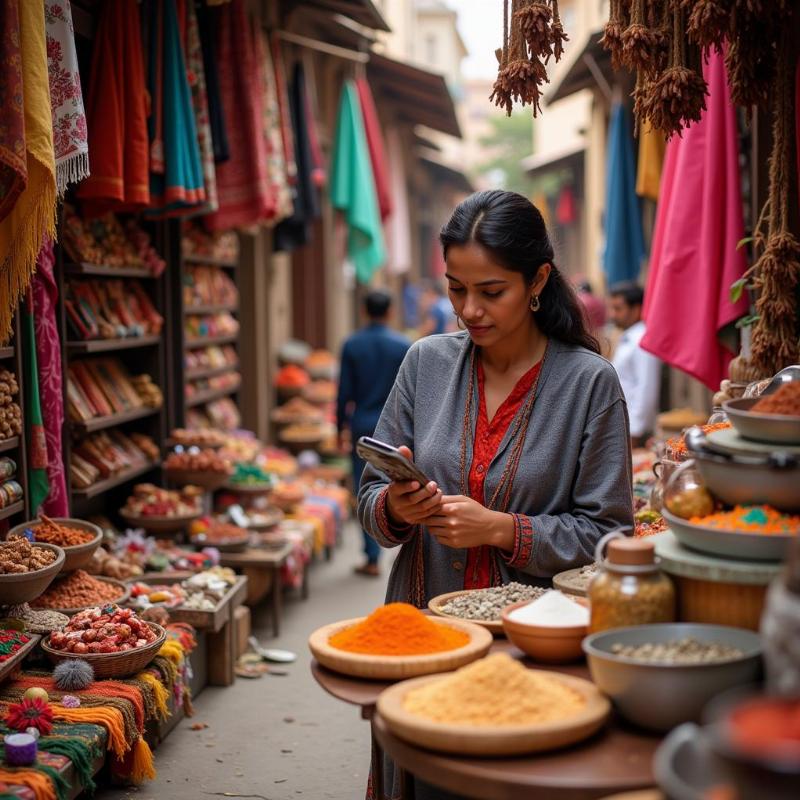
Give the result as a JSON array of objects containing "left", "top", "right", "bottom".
[{"left": 403, "top": 653, "right": 585, "bottom": 726}]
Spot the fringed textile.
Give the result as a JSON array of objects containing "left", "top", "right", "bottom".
[{"left": 0, "top": 0, "right": 57, "bottom": 344}]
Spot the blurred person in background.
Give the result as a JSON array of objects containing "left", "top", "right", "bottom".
[
  {"left": 337, "top": 290, "right": 410, "bottom": 577},
  {"left": 576, "top": 280, "right": 607, "bottom": 334},
  {"left": 417, "top": 279, "right": 456, "bottom": 336},
  {"left": 608, "top": 282, "right": 662, "bottom": 448}
]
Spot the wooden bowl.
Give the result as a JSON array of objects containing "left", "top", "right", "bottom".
[
  {"left": 190, "top": 534, "right": 249, "bottom": 553},
  {"left": 42, "top": 622, "right": 166, "bottom": 679},
  {"left": 501, "top": 598, "right": 590, "bottom": 663},
  {"left": 428, "top": 590, "right": 505, "bottom": 635},
  {"left": 308, "top": 616, "right": 492, "bottom": 680},
  {"left": 376, "top": 671, "right": 610, "bottom": 756},
  {"left": 0, "top": 544, "right": 65, "bottom": 605},
  {"left": 32, "top": 576, "right": 131, "bottom": 616},
  {"left": 9, "top": 518, "right": 102, "bottom": 574},
  {"left": 120, "top": 510, "right": 201, "bottom": 534},
  {"left": 165, "top": 469, "right": 231, "bottom": 491}
]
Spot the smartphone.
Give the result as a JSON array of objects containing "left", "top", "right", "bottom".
[{"left": 356, "top": 437, "right": 431, "bottom": 486}]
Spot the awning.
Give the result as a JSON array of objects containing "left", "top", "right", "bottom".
[
  {"left": 546, "top": 30, "right": 617, "bottom": 104},
  {"left": 418, "top": 153, "right": 474, "bottom": 194},
  {"left": 368, "top": 53, "right": 462, "bottom": 138},
  {"left": 522, "top": 144, "right": 585, "bottom": 177},
  {"left": 293, "top": 0, "right": 390, "bottom": 33}
]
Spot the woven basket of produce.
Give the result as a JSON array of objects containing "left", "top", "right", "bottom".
[
  {"left": 43, "top": 611, "right": 165, "bottom": 679},
  {"left": 32, "top": 571, "right": 130, "bottom": 616},
  {"left": 9, "top": 517, "right": 102, "bottom": 574},
  {"left": 120, "top": 511, "right": 201, "bottom": 534},
  {"left": 0, "top": 541, "right": 65, "bottom": 605}
]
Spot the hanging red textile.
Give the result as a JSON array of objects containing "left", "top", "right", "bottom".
[
  {"left": 641, "top": 49, "right": 748, "bottom": 390},
  {"left": 77, "top": 0, "right": 149, "bottom": 215},
  {"left": 355, "top": 78, "right": 393, "bottom": 221},
  {"left": 556, "top": 184, "right": 577, "bottom": 225},
  {"left": 204, "top": 0, "right": 273, "bottom": 231}
]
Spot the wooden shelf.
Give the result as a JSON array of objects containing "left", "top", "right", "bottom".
[
  {"left": 0, "top": 347, "right": 14, "bottom": 359},
  {"left": 72, "top": 460, "right": 159, "bottom": 500},
  {"left": 185, "top": 362, "right": 239, "bottom": 381},
  {"left": 64, "top": 262, "right": 156, "bottom": 279},
  {"left": 0, "top": 436, "right": 20, "bottom": 453},
  {"left": 184, "top": 303, "right": 239, "bottom": 316},
  {"left": 67, "top": 334, "right": 161, "bottom": 354},
  {"left": 0, "top": 500, "right": 24, "bottom": 522},
  {"left": 70, "top": 405, "right": 161, "bottom": 434},
  {"left": 182, "top": 253, "right": 238, "bottom": 268},
  {"left": 185, "top": 333, "right": 238, "bottom": 349},
  {"left": 185, "top": 382, "right": 241, "bottom": 408}
]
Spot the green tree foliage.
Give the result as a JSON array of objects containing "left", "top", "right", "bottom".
[{"left": 474, "top": 113, "right": 534, "bottom": 196}]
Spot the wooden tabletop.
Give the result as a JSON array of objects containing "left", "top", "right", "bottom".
[{"left": 311, "top": 640, "right": 660, "bottom": 798}]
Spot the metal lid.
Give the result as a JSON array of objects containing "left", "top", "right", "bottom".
[{"left": 607, "top": 538, "right": 655, "bottom": 566}]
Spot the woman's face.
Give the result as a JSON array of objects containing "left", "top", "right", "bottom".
[{"left": 445, "top": 242, "right": 546, "bottom": 346}]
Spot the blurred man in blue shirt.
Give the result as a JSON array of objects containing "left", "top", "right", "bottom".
[{"left": 337, "top": 290, "right": 410, "bottom": 576}]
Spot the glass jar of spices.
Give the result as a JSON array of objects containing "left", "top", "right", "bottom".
[{"left": 589, "top": 535, "right": 676, "bottom": 634}]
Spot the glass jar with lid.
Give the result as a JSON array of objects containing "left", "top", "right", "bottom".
[{"left": 589, "top": 535, "right": 676, "bottom": 634}]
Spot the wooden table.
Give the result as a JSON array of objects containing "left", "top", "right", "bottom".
[
  {"left": 311, "top": 640, "right": 660, "bottom": 800},
  {"left": 219, "top": 542, "right": 293, "bottom": 636}
]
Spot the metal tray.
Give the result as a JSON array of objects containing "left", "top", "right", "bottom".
[
  {"left": 723, "top": 397, "right": 800, "bottom": 445},
  {"left": 663, "top": 508, "right": 795, "bottom": 561}
]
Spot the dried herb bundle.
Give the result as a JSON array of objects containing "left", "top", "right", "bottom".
[{"left": 490, "top": 0, "right": 570, "bottom": 117}]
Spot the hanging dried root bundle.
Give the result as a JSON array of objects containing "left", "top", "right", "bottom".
[
  {"left": 683, "top": 0, "right": 730, "bottom": 51},
  {"left": 491, "top": 0, "right": 567, "bottom": 117},
  {"left": 621, "top": 0, "right": 664, "bottom": 73},
  {"left": 748, "top": 33, "right": 800, "bottom": 373},
  {"left": 601, "top": 0, "right": 630, "bottom": 71}
]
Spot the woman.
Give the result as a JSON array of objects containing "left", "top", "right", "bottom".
[{"left": 358, "top": 190, "right": 633, "bottom": 607}]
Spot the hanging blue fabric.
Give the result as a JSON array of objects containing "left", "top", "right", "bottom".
[{"left": 603, "top": 102, "right": 645, "bottom": 286}]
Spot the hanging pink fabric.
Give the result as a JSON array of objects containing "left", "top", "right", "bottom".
[
  {"left": 204, "top": 0, "right": 273, "bottom": 231},
  {"left": 641, "top": 49, "right": 748, "bottom": 391},
  {"left": 355, "top": 79, "right": 393, "bottom": 221},
  {"left": 32, "top": 240, "right": 68, "bottom": 515}
]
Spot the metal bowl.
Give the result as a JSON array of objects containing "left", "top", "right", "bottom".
[
  {"left": 583, "top": 623, "right": 762, "bottom": 732},
  {"left": 654, "top": 724, "right": 731, "bottom": 800},
  {"left": 685, "top": 428, "right": 800, "bottom": 512},
  {"left": 723, "top": 397, "right": 800, "bottom": 445},
  {"left": 662, "top": 509, "right": 795, "bottom": 562}
]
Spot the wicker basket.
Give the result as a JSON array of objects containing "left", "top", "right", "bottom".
[
  {"left": 8, "top": 519, "right": 102, "bottom": 574},
  {"left": 0, "top": 544, "right": 65, "bottom": 605},
  {"left": 41, "top": 622, "right": 166, "bottom": 678},
  {"left": 32, "top": 576, "right": 131, "bottom": 617},
  {"left": 164, "top": 469, "right": 231, "bottom": 491}
]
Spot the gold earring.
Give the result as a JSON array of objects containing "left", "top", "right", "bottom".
[{"left": 530, "top": 295, "right": 540, "bottom": 312}]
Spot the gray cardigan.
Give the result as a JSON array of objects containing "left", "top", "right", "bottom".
[{"left": 357, "top": 332, "right": 634, "bottom": 605}]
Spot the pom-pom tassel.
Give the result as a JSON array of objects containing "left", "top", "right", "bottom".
[{"left": 53, "top": 659, "right": 94, "bottom": 691}]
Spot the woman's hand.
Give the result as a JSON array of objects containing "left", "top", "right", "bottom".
[
  {"left": 385, "top": 446, "right": 443, "bottom": 526},
  {"left": 425, "top": 495, "right": 515, "bottom": 551}
]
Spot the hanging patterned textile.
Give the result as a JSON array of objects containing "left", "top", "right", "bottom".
[
  {"left": 45, "top": 1, "right": 89, "bottom": 196},
  {"left": 257, "top": 28, "right": 293, "bottom": 224},
  {"left": 355, "top": 79, "right": 393, "bottom": 222},
  {"left": 77, "top": 0, "right": 150, "bottom": 215},
  {"left": 0, "top": 0, "right": 56, "bottom": 344},
  {"left": 145, "top": 0, "right": 206, "bottom": 216},
  {"left": 32, "top": 241, "right": 68, "bottom": 516},
  {"left": 205, "top": 0, "right": 273, "bottom": 231}
]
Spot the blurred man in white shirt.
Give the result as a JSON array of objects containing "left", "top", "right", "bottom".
[{"left": 608, "top": 283, "right": 662, "bottom": 447}]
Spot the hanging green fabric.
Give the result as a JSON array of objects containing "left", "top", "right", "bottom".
[
  {"left": 22, "top": 290, "right": 49, "bottom": 514},
  {"left": 330, "top": 81, "right": 386, "bottom": 283}
]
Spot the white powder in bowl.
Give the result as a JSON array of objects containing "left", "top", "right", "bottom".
[{"left": 507, "top": 590, "right": 589, "bottom": 627}]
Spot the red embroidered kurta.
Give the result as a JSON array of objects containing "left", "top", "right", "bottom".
[{"left": 464, "top": 359, "right": 542, "bottom": 589}]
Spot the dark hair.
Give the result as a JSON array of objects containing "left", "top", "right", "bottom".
[
  {"left": 608, "top": 281, "right": 644, "bottom": 308},
  {"left": 439, "top": 190, "right": 600, "bottom": 354},
  {"left": 365, "top": 289, "right": 392, "bottom": 319}
]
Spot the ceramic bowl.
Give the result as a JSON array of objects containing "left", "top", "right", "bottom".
[
  {"left": 501, "top": 597, "right": 589, "bottom": 663},
  {"left": 583, "top": 623, "right": 762, "bottom": 732}
]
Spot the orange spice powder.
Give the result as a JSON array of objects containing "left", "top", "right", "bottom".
[{"left": 329, "top": 603, "right": 470, "bottom": 656}]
